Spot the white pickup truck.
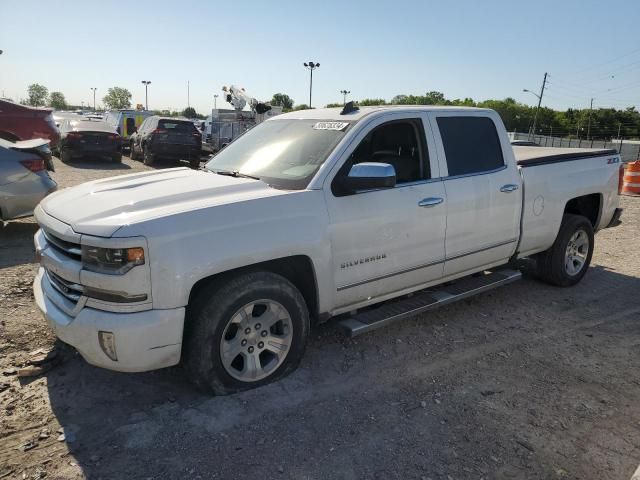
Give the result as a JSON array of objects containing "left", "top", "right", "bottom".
[{"left": 33, "top": 105, "right": 624, "bottom": 394}]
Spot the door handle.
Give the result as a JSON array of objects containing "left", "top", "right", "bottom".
[
  {"left": 418, "top": 197, "right": 444, "bottom": 208},
  {"left": 500, "top": 184, "right": 519, "bottom": 193}
]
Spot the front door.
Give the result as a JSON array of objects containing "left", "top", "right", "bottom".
[{"left": 324, "top": 115, "right": 447, "bottom": 310}]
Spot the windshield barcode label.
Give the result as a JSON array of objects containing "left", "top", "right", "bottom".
[{"left": 313, "top": 122, "right": 349, "bottom": 131}]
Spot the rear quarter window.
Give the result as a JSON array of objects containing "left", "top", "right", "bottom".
[{"left": 437, "top": 116, "right": 504, "bottom": 177}]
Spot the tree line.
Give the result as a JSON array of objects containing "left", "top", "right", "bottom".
[{"left": 17, "top": 84, "right": 640, "bottom": 139}]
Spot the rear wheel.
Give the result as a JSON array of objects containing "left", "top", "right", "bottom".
[
  {"left": 535, "top": 214, "right": 594, "bottom": 287},
  {"left": 143, "top": 146, "right": 155, "bottom": 166},
  {"left": 60, "top": 148, "right": 72, "bottom": 163},
  {"left": 129, "top": 141, "right": 139, "bottom": 160},
  {"left": 184, "top": 272, "right": 310, "bottom": 395}
]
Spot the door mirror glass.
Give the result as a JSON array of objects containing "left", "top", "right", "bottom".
[{"left": 343, "top": 162, "right": 396, "bottom": 192}]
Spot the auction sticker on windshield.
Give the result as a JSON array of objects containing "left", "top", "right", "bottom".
[{"left": 313, "top": 122, "right": 349, "bottom": 131}]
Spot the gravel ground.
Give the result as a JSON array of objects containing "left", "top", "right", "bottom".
[{"left": 1, "top": 155, "right": 639, "bottom": 480}]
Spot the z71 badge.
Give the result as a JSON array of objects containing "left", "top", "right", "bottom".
[{"left": 607, "top": 157, "right": 620, "bottom": 164}]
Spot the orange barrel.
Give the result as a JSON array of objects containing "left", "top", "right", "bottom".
[{"left": 622, "top": 161, "right": 640, "bottom": 196}]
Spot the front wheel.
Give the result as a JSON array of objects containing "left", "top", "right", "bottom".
[
  {"left": 143, "top": 146, "right": 155, "bottom": 166},
  {"left": 535, "top": 214, "right": 594, "bottom": 287},
  {"left": 184, "top": 272, "right": 310, "bottom": 395}
]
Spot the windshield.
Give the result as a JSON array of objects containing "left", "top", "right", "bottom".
[{"left": 205, "top": 119, "right": 349, "bottom": 190}]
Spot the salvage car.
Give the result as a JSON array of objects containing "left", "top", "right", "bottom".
[
  {"left": 129, "top": 116, "right": 202, "bottom": 168},
  {"left": 0, "top": 138, "right": 57, "bottom": 220},
  {"left": 0, "top": 99, "right": 60, "bottom": 150},
  {"left": 33, "top": 105, "right": 623, "bottom": 394},
  {"left": 57, "top": 119, "right": 122, "bottom": 163}
]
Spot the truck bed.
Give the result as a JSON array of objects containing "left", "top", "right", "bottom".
[{"left": 513, "top": 146, "right": 618, "bottom": 167}]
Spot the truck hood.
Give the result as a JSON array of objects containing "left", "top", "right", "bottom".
[{"left": 40, "top": 167, "right": 286, "bottom": 237}]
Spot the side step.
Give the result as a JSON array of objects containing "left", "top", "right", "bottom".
[{"left": 338, "top": 269, "right": 522, "bottom": 337}]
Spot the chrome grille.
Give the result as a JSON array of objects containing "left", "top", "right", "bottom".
[
  {"left": 46, "top": 269, "right": 83, "bottom": 303},
  {"left": 42, "top": 230, "right": 81, "bottom": 260}
]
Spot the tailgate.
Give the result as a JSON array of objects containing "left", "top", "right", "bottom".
[{"left": 155, "top": 121, "right": 199, "bottom": 145}]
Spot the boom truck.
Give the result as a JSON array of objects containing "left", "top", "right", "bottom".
[{"left": 203, "top": 85, "right": 282, "bottom": 152}]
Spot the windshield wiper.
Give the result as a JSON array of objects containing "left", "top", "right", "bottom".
[{"left": 211, "top": 169, "right": 261, "bottom": 181}]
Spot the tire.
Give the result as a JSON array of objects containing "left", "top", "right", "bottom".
[
  {"left": 129, "top": 142, "right": 139, "bottom": 160},
  {"left": 112, "top": 152, "right": 122, "bottom": 163},
  {"left": 60, "top": 148, "right": 72, "bottom": 163},
  {"left": 184, "top": 272, "right": 310, "bottom": 395},
  {"left": 143, "top": 146, "right": 155, "bottom": 166},
  {"left": 535, "top": 214, "right": 594, "bottom": 287}
]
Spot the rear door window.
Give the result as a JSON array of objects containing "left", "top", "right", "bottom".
[{"left": 436, "top": 116, "right": 504, "bottom": 177}]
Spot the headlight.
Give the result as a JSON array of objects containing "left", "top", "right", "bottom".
[{"left": 81, "top": 246, "right": 145, "bottom": 275}]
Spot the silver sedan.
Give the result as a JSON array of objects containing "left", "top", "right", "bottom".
[{"left": 0, "top": 138, "right": 57, "bottom": 220}]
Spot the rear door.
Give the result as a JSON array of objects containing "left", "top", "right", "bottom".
[{"left": 427, "top": 112, "right": 521, "bottom": 277}]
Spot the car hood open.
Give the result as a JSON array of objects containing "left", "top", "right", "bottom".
[{"left": 39, "top": 167, "right": 286, "bottom": 237}]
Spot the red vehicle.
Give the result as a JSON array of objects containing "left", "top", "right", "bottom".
[{"left": 0, "top": 99, "right": 60, "bottom": 148}]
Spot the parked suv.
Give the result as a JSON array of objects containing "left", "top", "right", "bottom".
[
  {"left": 129, "top": 116, "right": 202, "bottom": 168},
  {"left": 104, "top": 109, "right": 153, "bottom": 150},
  {"left": 0, "top": 99, "right": 60, "bottom": 148},
  {"left": 57, "top": 119, "right": 122, "bottom": 163}
]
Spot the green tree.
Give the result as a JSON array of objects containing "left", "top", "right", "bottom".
[
  {"left": 358, "top": 98, "right": 387, "bottom": 106},
  {"left": 271, "top": 93, "right": 294, "bottom": 111},
  {"left": 48, "top": 91, "right": 67, "bottom": 110},
  {"left": 102, "top": 87, "right": 132, "bottom": 110},
  {"left": 182, "top": 106, "right": 197, "bottom": 118},
  {"left": 325, "top": 103, "right": 343, "bottom": 108},
  {"left": 27, "top": 83, "right": 48, "bottom": 106},
  {"left": 292, "top": 104, "right": 310, "bottom": 111}
]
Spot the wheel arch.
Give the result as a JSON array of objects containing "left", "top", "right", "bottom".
[
  {"left": 187, "top": 255, "right": 320, "bottom": 323},
  {"left": 563, "top": 193, "right": 602, "bottom": 230}
]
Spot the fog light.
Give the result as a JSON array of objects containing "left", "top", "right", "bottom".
[{"left": 98, "top": 331, "right": 118, "bottom": 361}]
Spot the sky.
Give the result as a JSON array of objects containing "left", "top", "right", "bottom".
[{"left": 1, "top": 0, "right": 640, "bottom": 114}]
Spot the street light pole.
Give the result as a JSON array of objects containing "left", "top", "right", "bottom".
[
  {"left": 303, "top": 61, "right": 320, "bottom": 108},
  {"left": 141, "top": 80, "right": 151, "bottom": 110},
  {"left": 90, "top": 88, "right": 97, "bottom": 111},
  {"left": 340, "top": 89, "right": 351, "bottom": 106},
  {"left": 213, "top": 94, "right": 218, "bottom": 109},
  {"left": 523, "top": 72, "right": 547, "bottom": 140},
  {"left": 587, "top": 97, "right": 594, "bottom": 140}
]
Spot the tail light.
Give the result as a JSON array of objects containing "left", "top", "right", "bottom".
[
  {"left": 20, "top": 158, "right": 46, "bottom": 173},
  {"left": 108, "top": 134, "right": 120, "bottom": 141},
  {"left": 67, "top": 132, "right": 83, "bottom": 139},
  {"left": 152, "top": 128, "right": 168, "bottom": 134},
  {"left": 618, "top": 164, "right": 625, "bottom": 195}
]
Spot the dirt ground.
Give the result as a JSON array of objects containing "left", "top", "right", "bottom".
[{"left": 1, "top": 155, "right": 639, "bottom": 480}]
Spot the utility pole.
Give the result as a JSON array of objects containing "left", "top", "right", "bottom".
[
  {"left": 340, "top": 89, "right": 351, "bottom": 106},
  {"left": 586, "top": 98, "right": 594, "bottom": 140},
  {"left": 141, "top": 80, "right": 151, "bottom": 110},
  {"left": 523, "top": 72, "right": 547, "bottom": 140},
  {"left": 187, "top": 80, "right": 190, "bottom": 109},
  {"left": 90, "top": 88, "right": 97, "bottom": 111},
  {"left": 303, "top": 61, "right": 320, "bottom": 108},
  {"left": 617, "top": 122, "right": 622, "bottom": 139},
  {"left": 213, "top": 94, "right": 218, "bottom": 109}
]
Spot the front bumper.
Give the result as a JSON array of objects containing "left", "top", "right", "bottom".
[{"left": 34, "top": 267, "right": 185, "bottom": 372}]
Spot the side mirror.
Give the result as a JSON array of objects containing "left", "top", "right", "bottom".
[{"left": 343, "top": 162, "right": 396, "bottom": 192}]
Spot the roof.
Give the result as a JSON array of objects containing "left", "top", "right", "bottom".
[
  {"left": 70, "top": 120, "right": 117, "bottom": 133},
  {"left": 274, "top": 105, "right": 490, "bottom": 122},
  {"left": 155, "top": 116, "right": 193, "bottom": 122}
]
